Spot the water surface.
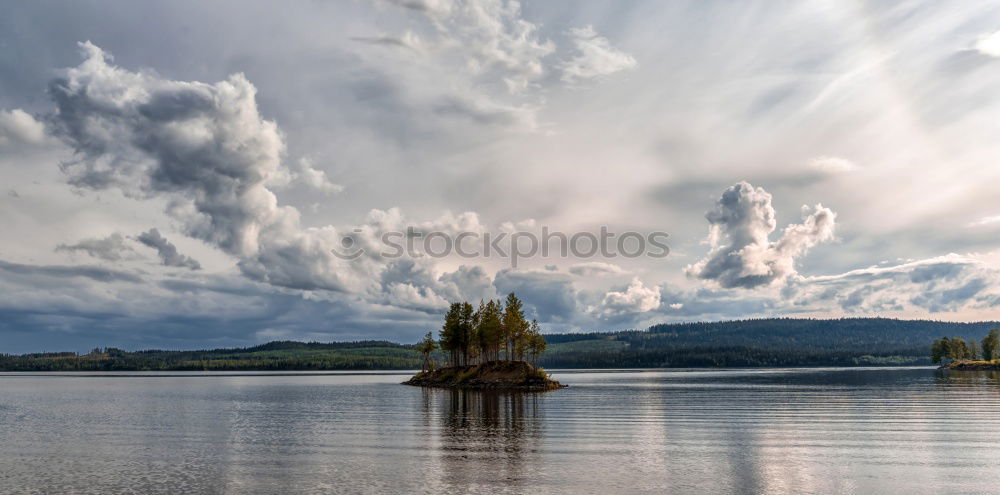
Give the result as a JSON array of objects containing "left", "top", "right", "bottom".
[{"left": 2, "top": 367, "right": 999, "bottom": 494}]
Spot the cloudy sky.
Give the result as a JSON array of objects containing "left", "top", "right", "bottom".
[{"left": 3, "top": 0, "right": 1000, "bottom": 352}]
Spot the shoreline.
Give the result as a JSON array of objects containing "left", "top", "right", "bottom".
[
  {"left": 940, "top": 360, "right": 1000, "bottom": 371},
  {"left": 0, "top": 364, "right": 941, "bottom": 374},
  {"left": 403, "top": 361, "right": 566, "bottom": 391}
]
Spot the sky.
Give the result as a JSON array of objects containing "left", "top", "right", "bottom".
[{"left": 3, "top": 0, "right": 1000, "bottom": 352}]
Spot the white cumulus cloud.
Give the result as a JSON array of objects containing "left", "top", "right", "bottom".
[
  {"left": 687, "top": 181, "right": 836, "bottom": 289},
  {"left": 595, "top": 277, "right": 661, "bottom": 316},
  {"left": 0, "top": 108, "right": 45, "bottom": 145}
]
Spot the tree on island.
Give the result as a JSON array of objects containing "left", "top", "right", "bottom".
[
  {"left": 952, "top": 337, "right": 969, "bottom": 360},
  {"left": 501, "top": 293, "right": 528, "bottom": 360},
  {"left": 440, "top": 302, "right": 473, "bottom": 366},
  {"left": 437, "top": 292, "right": 547, "bottom": 367},
  {"left": 931, "top": 336, "right": 978, "bottom": 364},
  {"left": 931, "top": 337, "right": 950, "bottom": 364},
  {"left": 476, "top": 299, "right": 503, "bottom": 362},
  {"left": 982, "top": 329, "right": 1000, "bottom": 361},
  {"left": 526, "top": 320, "right": 546, "bottom": 366},
  {"left": 418, "top": 332, "right": 437, "bottom": 371}
]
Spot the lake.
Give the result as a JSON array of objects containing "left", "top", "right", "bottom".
[{"left": 2, "top": 367, "right": 999, "bottom": 494}]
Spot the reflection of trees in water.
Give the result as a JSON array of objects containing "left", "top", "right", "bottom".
[
  {"left": 428, "top": 388, "right": 544, "bottom": 489},
  {"left": 934, "top": 369, "right": 1000, "bottom": 386}
]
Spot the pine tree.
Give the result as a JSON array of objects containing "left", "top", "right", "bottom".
[
  {"left": 476, "top": 299, "right": 503, "bottom": 362},
  {"left": 983, "top": 329, "right": 1000, "bottom": 361},
  {"left": 458, "top": 302, "right": 475, "bottom": 365},
  {"left": 931, "top": 337, "right": 949, "bottom": 364},
  {"left": 417, "top": 331, "right": 437, "bottom": 371},
  {"left": 502, "top": 293, "right": 528, "bottom": 360},
  {"left": 440, "top": 303, "right": 462, "bottom": 366},
  {"left": 526, "top": 320, "right": 546, "bottom": 366}
]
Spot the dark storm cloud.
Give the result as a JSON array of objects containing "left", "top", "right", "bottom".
[
  {"left": 0, "top": 259, "right": 141, "bottom": 283},
  {"left": 0, "top": 266, "right": 444, "bottom": 354},
  {"left": 46, "top": 42, "right": 358, "bottom": 292},
  {"left": 650, "top": 285, "right": 779, "bottom": 321},
  {"left": 48, "top": 42, "right": 287, "bottom": 255},
  {"left": 438, "top": 265, "right": 496, "bottom": 302},
  {"left": 493, "top": 268, "right": 578, "bottom": 322},
  {"left": 377, "top": 259, "right": 496, "bottom": 312},
  {"left": 136, "top": 229, "right": 201, "bottom": 270},
  {"left": 788, "top": 255, "right": 1000, "bottom": 315}
]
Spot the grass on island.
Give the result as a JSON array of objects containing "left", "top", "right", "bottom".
[
  {"left": 405, "top": 360, "right": 562, "bottom": 390},
  {"left": 940, "top": 359, "right": 1000, "bottom": 370}
]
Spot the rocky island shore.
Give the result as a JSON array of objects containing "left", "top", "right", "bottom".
[
  {"left": 403, "top": 360, "right": 566, "bottom": 391},
  {"left": 940, "top": 360, "right": 1000, "bottom": 371}
]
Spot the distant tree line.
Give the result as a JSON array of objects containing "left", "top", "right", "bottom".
[
  {"left": 420, "top": 293, "right": 547, "bottom": 370},
  {"left": 931, "top": 329, "right": 1000, "bottom": 364},
  {"left": 0, "top": 341, "right": 426, "bottom": 371},
  {"left": 10, "top": 317, "right": 1000, "bottom": 371},
  {"left": 537, "top": 346, "right": 927, "bottom": 368}
]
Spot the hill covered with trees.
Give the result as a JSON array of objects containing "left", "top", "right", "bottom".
[
  {"left": 539, "top": 318, "right": 1000, "bottom": 368},
  {"left": 3, "top": 317, "right": 999, "bottom": 371},
  {"left": 0, "top": 341, "right": 421, "bottom": 371}
]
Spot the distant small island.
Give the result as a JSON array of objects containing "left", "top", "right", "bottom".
[
  {"left": 404, "top": 293, "right": 565, "bottom": 391},
  {"left": 931, "top": 329, "right": 1000, "bottom": 370},
  {"left": 939, "top": 360, "right": 1000, "bottom": 371}
]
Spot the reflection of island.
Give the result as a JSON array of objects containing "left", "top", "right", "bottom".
[
  {"left": 935, "top": 368, "right": 1000, "bottom": 385},
  {"left": 422, "top": 388, "right": 544, "bottom": 488}
]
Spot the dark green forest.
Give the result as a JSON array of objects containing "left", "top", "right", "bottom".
[
  {"left": 0, "top": 341, "right": 421, "bottom": 371},
  {"left": 540, "top": 318, "right": 1000, "bottom": 368},
  {"left": 3, "top": 317, "right": 999, "bottom": 371}
]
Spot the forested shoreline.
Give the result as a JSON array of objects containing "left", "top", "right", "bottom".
[{"left": 3, "top": 317, "right": 999, "bottom": 371}]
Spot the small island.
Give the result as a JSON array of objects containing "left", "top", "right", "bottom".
[
  {"left": 932, "top": 330, "right": 1000, "bottom": 370},
  {"left": 404, "top": 293, "right": 566, "bottom": 391},
  {"left": 404, "top": 360, "right": 564, "bottom": 391},
  {"left": 939, "top": 360, "right": 1000, "bottom": 371}
]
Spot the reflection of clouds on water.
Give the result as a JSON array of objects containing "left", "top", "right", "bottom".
[{"left": 6, "top": 369, "right": 1000, "bottom": 493}]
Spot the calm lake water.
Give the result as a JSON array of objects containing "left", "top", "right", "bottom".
[{"left": 2, "top": 367, "right": 1000, "bottom": 494}]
